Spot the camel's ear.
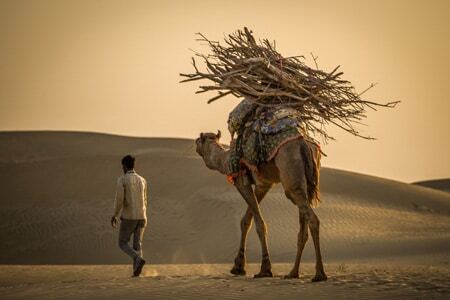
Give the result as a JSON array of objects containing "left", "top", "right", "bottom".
[
  {"left": 216, "top": 130, "right": 221, "bottom": 140},
  {"left": 200, "top": 132, "right": 205, "bottom": 142}
]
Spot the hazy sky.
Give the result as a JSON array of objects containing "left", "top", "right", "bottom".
[{"left": 1, "top": 0, "right": 449, "bottom": 182}]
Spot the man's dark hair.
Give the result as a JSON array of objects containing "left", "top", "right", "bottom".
[{"left": 121, "top": 155, "right": 135, "bottom": 169}]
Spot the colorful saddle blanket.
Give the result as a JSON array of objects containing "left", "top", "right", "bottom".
[{"left": 228, "top": 106, "right": 308, "bottom": 176}]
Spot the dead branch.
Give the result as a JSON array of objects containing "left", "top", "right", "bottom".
[{"left": 180, "top": 27, "right": 399, "bottom": 140}]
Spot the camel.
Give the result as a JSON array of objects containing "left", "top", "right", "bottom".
[{"left": 195, "top": 130, "right": 327, "bottom": 282}]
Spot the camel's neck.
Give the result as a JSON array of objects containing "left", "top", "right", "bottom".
[{"left": 203, "top": 142, "right": 229, "bottom": 175}]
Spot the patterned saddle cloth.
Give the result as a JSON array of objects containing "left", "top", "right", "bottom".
[{"left": 228, "top": 106, "right": 308, "bottom": 176}]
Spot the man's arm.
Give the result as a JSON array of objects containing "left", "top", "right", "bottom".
[
  {"left": 112, "top": 177, "right": 125, "bottom": 226},
  {"left": 144, "top": 179, "right": 148, "bottom": 207}
]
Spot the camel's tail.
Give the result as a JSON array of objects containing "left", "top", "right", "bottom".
[{"left": 299, "top": 138, "right": 321, "bottom": 207}]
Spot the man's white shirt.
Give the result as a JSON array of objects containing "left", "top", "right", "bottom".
[{"left": 114, "top": 170, "right": 147, "bottom": 220}]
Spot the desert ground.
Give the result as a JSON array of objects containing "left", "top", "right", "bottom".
[{"left": 0, "top": 131, "right": 449, "bottom": 299}]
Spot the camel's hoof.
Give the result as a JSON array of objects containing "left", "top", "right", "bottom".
[
  {"left": 254, "top": 270, "right": 273, "bottom": 278},
  {"left": 311, "top": 273, "right": 328, "bottom": 282},
  {"left": 230, "top": 266, "right": 246, "bottom": 276}
]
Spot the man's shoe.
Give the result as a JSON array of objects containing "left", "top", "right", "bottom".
[
  {"left": 133, "top": 257, "right": 146, "bottom": 277},
  {"left": 132, "top": 257, "right": 138, "bottom": 276}
]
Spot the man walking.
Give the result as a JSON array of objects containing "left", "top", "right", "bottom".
[{"left": 111, "top": 155, "right": 148, "bottom": 277}]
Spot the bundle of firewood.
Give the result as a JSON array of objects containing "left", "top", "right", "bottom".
[{"left": 180, "top": 27, "right": 398, "bottom": 140}]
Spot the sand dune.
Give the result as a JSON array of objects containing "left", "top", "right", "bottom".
[
  {"left": 0, "top": 131, "right": 448, "bottom": 266},
  {"left": 1, "top": 131, "right": 449, "bottom": 299},
  {"left": 414, "top": 179, "right": 450, "bottom": 193}
]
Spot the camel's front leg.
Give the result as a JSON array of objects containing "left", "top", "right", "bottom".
[
  {"left": 231, "top": 183, "right": 272, "bottom": 276},
  {"left": 235, "top": 177, "right": 272, "bottom": 278},
  {"left": 230, "top": 207, "right": 252, "bottom": 276}
]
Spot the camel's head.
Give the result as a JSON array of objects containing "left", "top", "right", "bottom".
[{"left": 195, "top": 130, "right": 221, "bottom": 157}]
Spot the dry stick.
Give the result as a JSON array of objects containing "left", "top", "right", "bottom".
[{"left": 180, "top": 27, "right": 399, "bottom": 140}]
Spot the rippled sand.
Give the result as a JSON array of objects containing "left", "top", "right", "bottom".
[
  {"left": 1, "top": 263, "right": 449, "bottom": 300},
  {"left": 1, "top": 132, "right": 449, "bottom": 299}
]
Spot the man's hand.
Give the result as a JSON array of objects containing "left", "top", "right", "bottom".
[{"left": 111, "top": 216, "right": 118, "bottom": 228}]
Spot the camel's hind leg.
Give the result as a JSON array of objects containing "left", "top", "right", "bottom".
[
  {"left": 308, "top": 208, "right": 327, "bottom": 281},
  {"left": 231, "top": 182, "right": 272, "bottom": 276},
  {"left": 234, "top": 176, "right": 273, "bottom": 278},
  {"left": 275, "top": 140, "right": 327, "bottom": 281},
  {"left": 284, "top": 192, "right": 310, "bottom": 279},
  {"left": 287, "top": 202, "right": 327, "bottom": 281}
]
